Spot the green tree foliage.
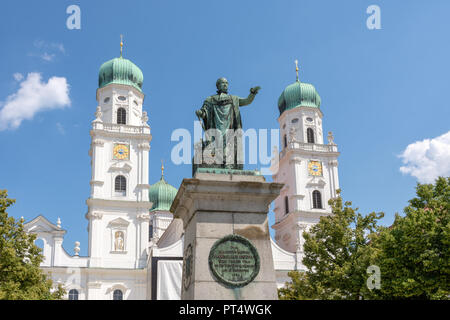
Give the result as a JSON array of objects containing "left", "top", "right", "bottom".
[
  {"left": 279, "top": 178, "right": 449, "bottom": 300},
  {"left": 0, "top": 190, "right": 65, "bottom": 300},
  {"left": 278, "top": 270, "right": 320, "bottom": 300},
  {"left": 372, "top": 177, "right": 450, "bottom": 299},
  {"left": 278, "top": 190, "right": 384, "bottom": 300}
]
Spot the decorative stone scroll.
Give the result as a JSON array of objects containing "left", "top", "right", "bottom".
[{"left": 208, "top": 234, "right": 260, "bottom": 288}]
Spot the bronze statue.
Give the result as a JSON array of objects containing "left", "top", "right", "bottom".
[{"left": 195, "top": 78, "right": 260, "bottom": 171}]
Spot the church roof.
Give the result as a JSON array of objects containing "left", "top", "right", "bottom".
[
  {"left": 24, "top": 215, "right": 66, "bottom": 236},
  {"left": 98, "top": 56, "right": 143, "bottom": 92},
  {"left": 149, "top": 176, "right": 178, "bottom": 212},
  {"left": 278, "top": 80, "right": 321, "bottom": 115}
]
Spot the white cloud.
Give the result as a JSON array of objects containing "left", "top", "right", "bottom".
[
  {"left": 399, "top": 131, "right": 450, "bottom": 183},
  {"left": 0, "top": 73, "right": 71, "bottom": 131},
  {"left": 41, "top": 52, "right": 56, "bottom": 62},
  {"left": 31, "top": 40, "right": 65, "bottom": 62},
  {"left": 56, "top": 122, "right": 65, "bottom": 135},
  {"left": 13, "top": 73, "right": 23, "bottom": 82},
  {"left": 53, "top": 43, "right": 65, "bottom": 54}
]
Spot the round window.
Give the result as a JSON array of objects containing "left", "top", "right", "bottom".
[
  {"left": 291, "top": 118, "right": 299, "bottom": 123},
  {"left": 118, "top": 96, "right": 127, "bottom": 101},
  {"left": 104, "top": 97, "right": 110, "bottom": 103},
  {"left": 306, "top": 117, "right": 313, "bottom": 122}
]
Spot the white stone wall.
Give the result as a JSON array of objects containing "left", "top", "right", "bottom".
[
  {"left": 150, "top": 211, "right": 174, "bottom": 242},
  {"left": 86, "top": 206, "right": 149, "bottom": 269},
  {"left": 96, "top": 85, "right": 145, "bottom": 126},
  {"left": 44, "top": 267, "right": 147, "bottom": 300}
]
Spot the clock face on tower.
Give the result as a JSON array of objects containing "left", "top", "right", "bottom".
[
  {"left": 113, "top": 144, "right": 129, "bottom": 160},
  {"left": 308, "top": 161, "right": 322, "bottom": 176}
]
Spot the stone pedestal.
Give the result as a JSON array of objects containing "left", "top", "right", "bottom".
[{"left": 171, "top": 172, "right": 283, "bottom": 300}]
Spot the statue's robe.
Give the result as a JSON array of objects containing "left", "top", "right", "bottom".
[
  {"left": 201, "top": 93, "right": 241, "bottom": 130},
  {"left": 198, "top": 93, "right": 243, "bottom": 169}
]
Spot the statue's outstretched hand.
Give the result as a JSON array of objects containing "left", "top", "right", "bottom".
[{"left": 250, "top": 86, "right": 261, "bottom": 94}]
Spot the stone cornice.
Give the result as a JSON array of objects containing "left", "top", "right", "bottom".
[
  {"left": 24, "top": 215, "right": 67, "bottom": 236},
  {"left": 90, "top": 127, "right": 152, "bottom": 141},
  {"left": 279, "top": 148, "right": 340, "bottom": 166},
  {"left": 328, "top": 160, "right": 339, "bottom": 167},
  {"left": 92, "top": 139, "right": 105, "bottom": 146},
  {"left": 96, "top": 83, "right": 145, "bottom": 102},
  {"left": 272, "top": 213, "right": 296, "bottom": 230},
  {"left": 87, "top": 281, "right": 102, "bottom": 288},
  {"left": 86, "top": 198, "right": 153, "bottom": 210},
  {"left": 171, "top": 176, "right": 283, "bottom": 229},
  {"left": 289, "top": 156, "right": 302, "bottom": 164},
  {"left": 295, "top": 210, "right": 332, "bottom": 219},
  {"left": 109, "top": 162, "right": 132, "bottom": 173},
  {"left": 277, "top": 106, "right": 323, "bottom": 123},
  {"left": 108, "top": 217, "right": 130, "bottom": 227},
  {"left": 85, "top": 212, "right": 103, "bottom": 220},
  {"left": 41, "top": 266, "right": 146, "bottom": 273},
  {"left": 137, "top": 213, "right": 150, "bottom": 221},
  {"left": 273, "top": 210, "right": 332, "bottom": 230},
  {"left": 137, "top": 142, "right": 150, "bottom": 150},
  {"left": 305, "top": 177, "right": 327, "bottom": 187}
]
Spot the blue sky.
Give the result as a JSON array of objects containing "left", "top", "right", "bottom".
[{"left": 1, "top": 0, "right": 449, "bottom": 256}]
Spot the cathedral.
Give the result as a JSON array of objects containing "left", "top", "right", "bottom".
[{"left": 23, "top": 50, "right": 340, "bottom": 300}]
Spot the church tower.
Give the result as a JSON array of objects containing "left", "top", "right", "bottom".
[
  {"left": 85, "top": 42, "right": 153, "bottom": 269},
  {"left": 148, "top": 163, "right": 178, "bottom": 246},
  {"left": 272, "top": 62, "right": 340, "bottom": 259}
]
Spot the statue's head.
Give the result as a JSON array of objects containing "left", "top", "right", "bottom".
[{"left": 216, "top": 77, "right": 228, "bottom": 94}]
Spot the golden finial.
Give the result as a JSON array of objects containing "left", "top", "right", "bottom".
[
  {"left": 161, "top": 159, "right": 164, "bottom": 178},
  {"left": 120, "top": 34, "right": 124, "bottom": 57},
  {"left": 295, "top": 59, "right": 299, "bottom": 82}
]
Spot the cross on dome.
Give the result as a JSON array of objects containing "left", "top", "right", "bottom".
[{"left": 120, "top": 34, "right": 124, "bottom": 57}]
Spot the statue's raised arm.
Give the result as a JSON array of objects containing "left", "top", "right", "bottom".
[{"left": 239, "top": 86, "right": 261, "bottom": 106}]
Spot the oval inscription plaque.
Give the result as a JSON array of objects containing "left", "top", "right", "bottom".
[{"left": 208, "top": 234, "right": 260, "bottom": 288}]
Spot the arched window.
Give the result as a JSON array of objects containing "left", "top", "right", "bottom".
[
  {"left": 68, "top": 289, "right": 79, "bottom": 300},
  {"left": 284, "top": 196, "right": 289, "bottom": 215},
  {"left": 117, "top": 108, "right": 126, "bottom": 125},
  {"left": 312, "top": 190, "right": 322, "bottom": 209},
  {"left": 307, "top": 128, "right": 315, "bottom": 144},
  {"left": 113, "top": 289, "right": 123, "bottom": 300},
  {"left": 283, "top": 134, "right": 288, "bottom": 149},
  {"left": 115, "top": 175, "right": 126, "bottom": 194}
]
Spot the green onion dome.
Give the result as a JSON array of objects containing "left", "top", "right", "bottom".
[
  {"left": 98, "top": 56, "right": 143, "bottom": 92},
  {"left": 278, "top": 80, "right": 321, "bottom": 115},
  {"left": 148, "top": 176, "right": 178, "bottom": 212}
]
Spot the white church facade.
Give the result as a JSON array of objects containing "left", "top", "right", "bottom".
[{"left": 23, "top": 51, "right": 340, "bottom": 300}]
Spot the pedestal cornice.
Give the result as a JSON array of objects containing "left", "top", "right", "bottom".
[{"left": 171, "top": 175, "right": 283, "bottom": 229}]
